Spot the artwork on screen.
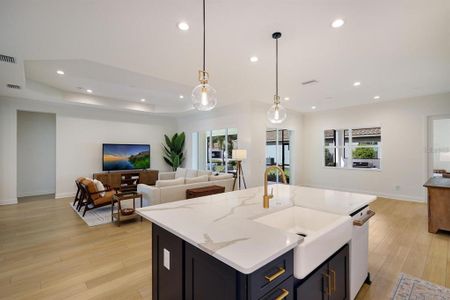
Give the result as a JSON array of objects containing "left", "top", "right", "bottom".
[{"left": 102, "top": 144, "right": 150, "bottom": 171}]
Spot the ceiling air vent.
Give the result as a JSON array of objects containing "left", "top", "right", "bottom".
[
  {"left": 6, "top": 84, "right": 21, "bottom": 90},
  {"left": 301, "top": 80, "right": 318, "bottom": 85},
  {"left": 0, "top": 54, "right": 16, "bottom": 64}
]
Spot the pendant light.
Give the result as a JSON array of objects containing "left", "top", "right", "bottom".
[
  {"left": 267, "top": 32, "right": 287, "bottom": 124},
  {"left": 192, "top": 0, "right": 217, "bottom": 111}
]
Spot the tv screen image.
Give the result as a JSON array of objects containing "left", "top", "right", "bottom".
[{"left": 103, "top": 144, "right": 150, "bottom": 171}]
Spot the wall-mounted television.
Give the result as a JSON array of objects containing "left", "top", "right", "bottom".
[{"left": 102, "top": 143, "right": 150, "bottom": 171}]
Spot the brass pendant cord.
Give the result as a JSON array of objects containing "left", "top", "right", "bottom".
[{"left": 202, "top": 0, "right": 206, "bottom": 72}]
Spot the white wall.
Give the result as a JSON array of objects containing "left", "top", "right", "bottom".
[
  {"left": 0, "top": 99, "right": 18, "bottom": 204},
  {"left": 176, "top": 101, "right": 304, "bottom": 188},
  {"left": 301, "top": 93, "right": 450, "bottom": 202},
  {"left": 0, "top": 96, "right": 177, "bottom": 204},
  {"left": 4, "top": 92, "right": 449, "bottom": 205},
  {"left": 17, "top": 111, "right": 56, "bottom": 197}
]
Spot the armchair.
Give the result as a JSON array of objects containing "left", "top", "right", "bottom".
[{"left": 79, "top": 180, "right": 116, "bottom": 216}]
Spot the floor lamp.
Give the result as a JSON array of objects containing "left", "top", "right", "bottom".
[{"left": 232, "top": 149, "right": 247, "bottom": 190}]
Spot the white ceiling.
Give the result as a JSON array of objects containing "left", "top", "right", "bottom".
[{"left": 0, "top": 0, "right": 449, "bottom": 114}]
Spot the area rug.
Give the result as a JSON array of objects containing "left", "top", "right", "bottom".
[
  {"left": 70, "top": 199, "right": 149, "bottom": 226},
  {"left": 391, "top": 273, "right": 450, "bottom": 299}
]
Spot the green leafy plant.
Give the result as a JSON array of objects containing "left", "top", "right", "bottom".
[
  {"left": 162, "top": 132, "right": 186, "bottom": 171},
  {"left": 352, "top": 147, "right": 376, "bottom": 159}
]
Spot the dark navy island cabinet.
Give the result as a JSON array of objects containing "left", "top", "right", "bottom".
[
  {"left": 152, "top": 224, "right": 348, "bottom": 300},
  {"left": 295, "top": 244, "right": 349, "bottom": 300}
]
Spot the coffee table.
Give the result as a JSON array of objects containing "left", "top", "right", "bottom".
[
  {"left": 186, "top": 185, "right": 225, "bottom": 199},
  {"left": 111, "top": 191, "right": 143, "bottom": 226}
]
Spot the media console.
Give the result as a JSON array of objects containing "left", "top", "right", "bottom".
[{"left": 93, "top": 169, "right": 158, "bottom": 191}]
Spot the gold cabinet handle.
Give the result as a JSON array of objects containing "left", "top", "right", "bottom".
[
  {"left": 274, "top": 288, "right": 289, "bottom": 300},
  {"left": 330, "top": 269, "right": 336, "bottom": 293},
  {"left": 264, "top": 267, "right": 286, "bottom": 282},
  {"left": 323, "top": 272, "right": 331, "bottom": 295}
]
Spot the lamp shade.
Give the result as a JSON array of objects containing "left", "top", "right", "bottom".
[
  {"left": 232, "top": 149, "right": 247, "bottom": 161},
  {"left": 440, "top": 152, "right": 450, "bottom": 162}
]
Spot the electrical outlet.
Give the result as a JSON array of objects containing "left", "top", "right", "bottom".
[
  {"left": 395, "top": 185, "right": 400, "bottom": 191},
  {"left": 163, "top": 248, "right": 170, "bottom": 270}
]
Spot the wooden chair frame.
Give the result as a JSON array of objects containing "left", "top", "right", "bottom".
[
  {"left": 79, "top": 183, "right": 114, "bottom": 217},
  {"left": 73, "top": 179, "right": 86, "bottom": 210}
]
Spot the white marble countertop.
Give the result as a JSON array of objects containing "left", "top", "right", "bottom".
[{"left": 136, "top": 184, "right": 376, "bottom": 274}]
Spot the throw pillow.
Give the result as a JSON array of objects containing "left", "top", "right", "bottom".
[
  {"left": 185, "top": 169, "right": 198, "bottom": 178},
  {"left": 175, "top": 168, "right": 187, "bottom": 179},
  {"left": 209, "top": 173, "right": 234, "bottom": 181},
  {"left": 156, "top": 177, "right": 185, "bottom": 188},
  {"left": 93, "top": 179, "right": 106, "bottom": 197},
  {"left": 185, "top": 175, "right": 209, "bottom": 184}
]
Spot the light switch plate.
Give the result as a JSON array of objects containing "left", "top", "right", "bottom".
[{"left": 163, "top": 248, "right": 170, "bottom": 270}]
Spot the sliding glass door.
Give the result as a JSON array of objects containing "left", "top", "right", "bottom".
[{"left": 266, "top": 129, "right": 291, "bottom": 183}]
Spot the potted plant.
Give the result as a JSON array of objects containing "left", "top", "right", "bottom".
[{"left": 162, "top": 132, "right": 186, "bottom": 171}]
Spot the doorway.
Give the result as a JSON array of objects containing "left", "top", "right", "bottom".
[
  {"left": 17, "top": 111, "right": 56, "bottom": 200},
  {"left": 428, "top": 115, "right": 450, "bottom": 177}
]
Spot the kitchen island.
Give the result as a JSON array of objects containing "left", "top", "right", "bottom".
[{"left": 137, "top": 184, "right": 376, "bottom": 300}]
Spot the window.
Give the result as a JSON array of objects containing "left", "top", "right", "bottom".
[
  {"left": 204, "top": 128, "right": 238, "bottom": 173},
  {"left": 324, "top": 127, "right": 381, "bottom": 169}
]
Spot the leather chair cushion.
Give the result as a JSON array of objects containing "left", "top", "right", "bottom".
[
  {"left": 93, "top": 190, "right": 116, "bottom": 206},
  {"left": 82, "top": 178, "right": 100, "bottom": 200},
  {"left": 76, "top": 177, "right": 85, "bottom": 183}
]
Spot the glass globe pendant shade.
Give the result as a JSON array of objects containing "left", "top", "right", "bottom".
[
  {"left": 267, "top": 103, "right": 287, "bottom": 124},
  {"left": 192, "top": 83, "right": 217, "bottom": 111}
]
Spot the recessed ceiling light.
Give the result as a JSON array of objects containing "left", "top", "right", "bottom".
[
  {"left": 353, "top": 81, "right": 361, "bottom": 87},
  {"left": 178, "top": 22, "right": 189, "bottom": 31},
  {"left": 56, "top": 70, "right": 64, "bottom": 75},
  {"left": 312, "top": 106, "right": 317, "bottom": 110},
  {"left": 250, "top": 56, "right": 259, "bottom": 63},
  {"left": 140, "top": 98, "right": 146, "bottom": 102},
  {"left": 179, "top": 95, "right": 184, "bottom": 99},
  {"left": 86, "top": 89, "right": 93, "bottom": 94},
  {"left": 331, "top": 19, "right": 345, "bottom": 28},
  {"left": 284, "top": 97, "right": 290, "bottom": 101},
  {"left": 373, "top": 96, "right": 380, "bottom": 100}
]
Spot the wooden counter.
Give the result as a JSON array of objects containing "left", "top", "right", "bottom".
[{"left": 424, "top": 177, "right": 450, "bottom": 233}]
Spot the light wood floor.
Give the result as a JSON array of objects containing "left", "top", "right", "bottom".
[{"left": 0, "top": 196, "right": 449, "bottom": 300}]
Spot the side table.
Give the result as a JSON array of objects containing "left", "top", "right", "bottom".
[{"left": 111, "top": 192, "right": 143, "bottom": 226}]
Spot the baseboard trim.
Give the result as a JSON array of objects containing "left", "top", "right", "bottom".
[
  {"left": 55, "top": 192, "right": 75, "bottom": 199},
  {"left": 302, "top": 183, "right": 426, "bottom": 203},
  {"left": 17, "top": 190, "right": 55, "bottom": 198},
  {"left": 0, "top": 198, "right": 18, "bottom": 205}
]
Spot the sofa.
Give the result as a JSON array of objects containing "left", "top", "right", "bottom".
[{"left": 137, "top": 168, "right": 234, "bottom": 205}]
